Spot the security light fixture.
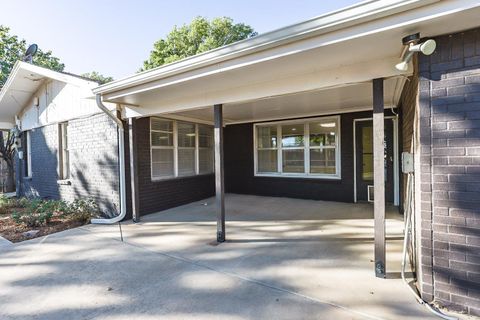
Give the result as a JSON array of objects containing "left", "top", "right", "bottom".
[{"left": 395, "top": 33, "right": 436, "bottom": 71}]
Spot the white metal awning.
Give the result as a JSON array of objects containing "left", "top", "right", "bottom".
[{"left": 93, "top": 0, "right": 480, "bottom": 121}]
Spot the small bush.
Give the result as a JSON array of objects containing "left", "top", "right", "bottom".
[
  {"left": 11, "top": 199, "right": 56, "bottom": 227},
  {"left": 10, "top": 198, "right": 99, "bottom": 227},
  {"left": 12, "top": 210, "right": 52, "bottom": 228},
  {"left": 67, "top": 198, "right": 99, "bottom": 223}
]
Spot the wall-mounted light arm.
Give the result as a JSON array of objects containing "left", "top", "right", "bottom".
[{"left": 395, "top": 33, "right": 436, "bottom": 71}]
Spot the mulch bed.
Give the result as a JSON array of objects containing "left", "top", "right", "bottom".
[{"left": 0, "top": 209, "right": 88, "bottom": 243}]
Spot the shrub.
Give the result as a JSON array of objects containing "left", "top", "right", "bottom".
[
  {"left": 11, "top": 199, "right": 56, "bottom": 227},
  {"left": 0, "top": 196, "right": 28, "bottom": 214},
  {"left": 67, "top": 198, "right": 99, "bottom": 223},
  {"left": 12, "top": 210, "right": 52, "bottom": 228},
  {"left": 10, "top": 197, "right": 99, "bottom": 227}
]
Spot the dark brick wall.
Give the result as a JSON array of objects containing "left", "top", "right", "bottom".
[
  {"left": 398, "top": 57, "right": 419, "bottom": 275},
  {"left": 135, "top": 117, "right": 215, "bottom": 216},
  {"left": 418, "top": 28, "right": 480, "bottom": 315},
  {"left": 224, "top": 111, "right": 393, "bottom": 203},
  {"left": 17, "top": 113, "right": 122, "bottom": 217}
]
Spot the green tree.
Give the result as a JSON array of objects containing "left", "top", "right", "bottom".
[
  {"left": 142, "top": 17, "right": 256, "bottom": 70},
  {"left": 0, "top": 25, "right": 64, "bottom": 191},
  {"left": 0, "top": 25, "right": 65, "bottom": 88},
  {"left": 0, "top": 130, "right": 15, "bottom": 192},
  {"left": 81, "top": 71, "right": 114, "bottom": 85}
]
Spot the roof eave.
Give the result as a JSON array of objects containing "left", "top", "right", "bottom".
[{"left": 93, "top": 0, "right": 438, "bottom": 95}]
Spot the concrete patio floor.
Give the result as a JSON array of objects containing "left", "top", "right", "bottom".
[{"left": 0, "top": 194, "right": 451, "bottom": 319}]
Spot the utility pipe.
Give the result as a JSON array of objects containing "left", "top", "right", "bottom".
[
  {"left": 91, "top": 94, "right": 127, "bottom": 224},
  {"left": 402, "top": 173, "right": 457, "bottom": 320}
]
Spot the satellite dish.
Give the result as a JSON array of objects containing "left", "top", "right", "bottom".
[{"left": 23, "top": 44, "right": 38, "bottom": 63}]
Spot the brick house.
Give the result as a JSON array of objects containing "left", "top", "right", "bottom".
[{"left": 0, "top": 0, "right": 479, "bottom": 316}]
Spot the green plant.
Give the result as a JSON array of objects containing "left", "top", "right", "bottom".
[
  {"left": 67, "top": 198, "right": 99, "bottom": 222},
  {"left": 11, "top": 208, "right": 52, "bottom": 228},
  {"left": 10, "top": 199, "right": 57, "bottom": 227},
  {"left": 10, "top": 197, "right": 100, "bottom": 227}
]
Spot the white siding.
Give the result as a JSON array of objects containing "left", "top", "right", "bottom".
[{"left": 19, "top": 79, "right": 115, "bottom": 130}]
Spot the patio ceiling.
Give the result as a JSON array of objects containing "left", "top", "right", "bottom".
[{"left": 165, "top": 77, "right": 404, "bottom": 125}]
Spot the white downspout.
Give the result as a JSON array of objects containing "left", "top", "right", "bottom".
[{"left": 91, "top": 94, "right": 127, "bottom": 224}]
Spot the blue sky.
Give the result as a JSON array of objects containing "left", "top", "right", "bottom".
[{"left": 1, "top": 0, "right": 360, "bottom": 79}]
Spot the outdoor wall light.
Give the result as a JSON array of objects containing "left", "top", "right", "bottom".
[{"left": 395, "top": 33, "right": 436, "bottom": 71}]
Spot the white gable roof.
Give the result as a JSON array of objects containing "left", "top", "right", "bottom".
[{"left": 0, "top": 61, "right": 98, "bottom": 128}]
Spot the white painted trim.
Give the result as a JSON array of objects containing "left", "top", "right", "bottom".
[
  {"left": 225, "top": 106, "right": 393, "bottom": 126},
  {"left": 353, "top": 116, "right": 399, "bottom": 205},
  {"left": 393, "top": 117, "right": 400, "bottom": 206},
  {"left": 195, "top": 124, "right": 199, "bottom": 175},
  {"left": 26, "top": 131, "right": 32, "bottom": 178},
  {"left": 161, "top": 114, "right": 214, "bottom": 126},
  {"left": 253, "top": 115, "right": 341, "bottom": 179}
]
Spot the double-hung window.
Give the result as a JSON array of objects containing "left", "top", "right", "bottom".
[
  {"left": 255, "top": 116, "right": 340, "bottom": 179},
  {"left": 59, "top": 122, "right": 70, "bottom": 180},
  {"left": 150, "top": 118, "right": 214, "bottom": 180},
  {"left": 24, "top": 131, "right": 32, "bottom": 178}
]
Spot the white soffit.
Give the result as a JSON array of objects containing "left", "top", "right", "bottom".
[{"left": 163, "top": 77, "right": 404, "bottom": 125}]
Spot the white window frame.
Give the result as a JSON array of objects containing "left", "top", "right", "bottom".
[
  {"left": 25, "top": 131, "right": 32, "bottom": 178},
  {"left": 253, "top": 116, "right": 341, "bottom": 179},
  {"left": 150, "top": 118, "right": 214, "bottom": 181},
  {"left": 58, "top": 122, "right": 70, "bottom": 180}
]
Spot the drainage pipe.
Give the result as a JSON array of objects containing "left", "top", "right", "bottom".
[
  {"left": 402, "top": 173, "right": 457, "bottom": 320},
  {"left": 91, "top": 94, "right": 127, "bottom": 224}
]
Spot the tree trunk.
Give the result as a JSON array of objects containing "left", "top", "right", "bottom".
[{"left": 4, "top": 160, "right": 15, "bottom": 193}]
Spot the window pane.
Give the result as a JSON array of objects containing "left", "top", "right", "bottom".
[
  {"left": 152, "top": 149, "right": 174, "bottom": 178},
  {"left": 257, "top": 126, "right": 277, "bottom": 148},
  {"left": 178, "top": 149, "right": 195, "bottom": 176},
  {"left": 310, "top": 149, "right": 336, "bottom": 174},
  {"left": 257, "top": 150, "right": 277, "bottom": 173},
  {"left": 282, "top": 149, "right": 304, "bottom": 173},
  {"left": 282, "top": 124, "right": 304, "bottom": 147},
  {"left": 199, "top": 148, "right": 213, "bottom": 174},
  {"left": 178, "top": 122, "right": 196, "bottom": 148},
  {"left": 309, "top": 120, "right": 337, "bottom": 147},
  {"left": 199, "top": 125, "right": 213, "bottom": 148},
  {"left": 151, "top": 118, "right": 173, "bottom": 132},
  {"left": 151, "top": 131, "right": 173, "bottom": 147}
]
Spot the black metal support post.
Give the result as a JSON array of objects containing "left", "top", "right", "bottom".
[
  {"left": 214, "top": 104, "right": 225, "bottom": 242},
  {"left": 373, "top": 78, "right": 386, "bottom": 278}
]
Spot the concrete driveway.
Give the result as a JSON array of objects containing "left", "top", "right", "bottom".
[{"left": 0, "top": 194, "right": 447, "bottom": 319}]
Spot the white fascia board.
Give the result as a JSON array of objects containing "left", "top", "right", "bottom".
[
  {"left": 94, "top": 0, "right": 437, "bottom": 95},
  {"left": 17, "top": 62, "right": 98, "bottom": 88},
  {"left": 0, "top": 61, "right": 22, "bottom": 105},
  {"left": 0, "top": 122, "right": 14, "bottom": 129}
]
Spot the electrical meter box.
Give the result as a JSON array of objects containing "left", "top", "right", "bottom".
[{"left": 402, "top": 152, "right": 414, "bottom": 173}]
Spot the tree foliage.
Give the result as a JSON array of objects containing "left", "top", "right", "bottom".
[
  {"left": 0, "top": 131, "right": 16, "bottom": 192},
  {"left": 0, "top": 25, "right": 65, "bottom": 88},
  {"left": 142, "top": 17, "right": 257, "bottom": 71},
  {"left": 80, "top": 71, "right": 114, "bottom": 85}
]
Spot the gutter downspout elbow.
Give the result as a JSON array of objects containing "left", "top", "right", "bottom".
[{"left": 91, "top": 94, "right": 127, "bottom": 224}]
